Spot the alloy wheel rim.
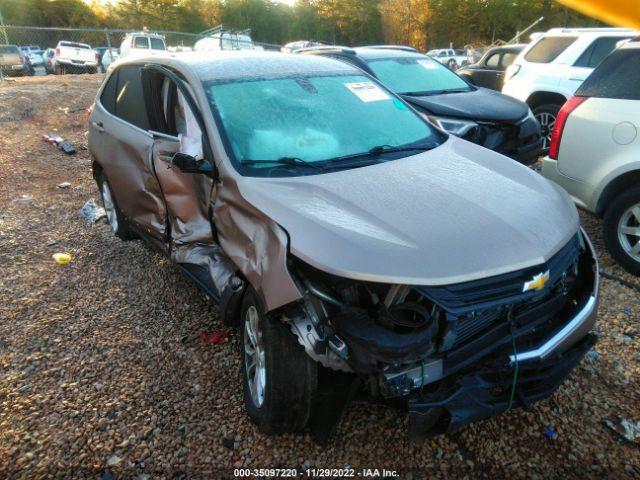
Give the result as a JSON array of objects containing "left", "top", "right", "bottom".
[
  {"left": 535, "top": 111, "right": 556, "bottom": 150},
  {"left": 101, "top": 182, "right": 118, "bottom": 233},
  {"left": 244, "top": 305, "right": 266, "bottom": 408},
  {"left": 618, "top": 203, "right": 640, "bottom": 263}
]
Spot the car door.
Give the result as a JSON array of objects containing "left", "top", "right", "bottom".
[
  {"left": 89, "top": 64, "right": 167, "bottom": 249},
  {"left": 474, "top": 50, "right": 502, "bottom": 90}
]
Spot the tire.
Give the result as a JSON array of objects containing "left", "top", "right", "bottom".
[
  {"left": 97, "top": 171, "right": 136, "bottom": 241},
  {"left": 532, "top": 103, "right": 561, "bottom": 154},
  {"left": 447, "top": 59, "right": 457, "bottom": 70},
  {"left": 54, "top": 64, "right": 62, "bottom": 75},
  {"left": 603, "top": 187, "right": 640, "bottom": 276},
  {"left": 240, "top": 288, "right": 317, "bottom": 434}
]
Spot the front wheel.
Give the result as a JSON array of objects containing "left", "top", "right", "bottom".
[
  {"left": 532, "top": 103, "right": 561, "bottom": 154},
  {"left": 603, "top": 187, "right": 640, "bottom": 276},
  {"left": 447, "top": 59, "right": 457, "bottom": 70},
  {"left": 240, "top": 288, "right": 316, "bottom": 434}
]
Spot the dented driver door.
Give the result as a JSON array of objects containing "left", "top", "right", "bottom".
[{"left": 142, "top": 66, "right": 236, "bottom": 298}]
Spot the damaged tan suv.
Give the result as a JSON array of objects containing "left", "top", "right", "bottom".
[{"left": 89, "top": 51, "right": 599, "bottom": 441}]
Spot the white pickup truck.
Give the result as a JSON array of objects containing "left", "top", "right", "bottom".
[
  {"left": 54, "top": 41, "right": 98, "bottom": 74},
  {"left": 426, "top": 48, "right": 469, "bottom": 70}
]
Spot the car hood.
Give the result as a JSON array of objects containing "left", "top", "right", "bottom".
[
  {"left": 403, "top": 87, "right": 530, "bottom": 123},
  {"left": 236, "top": 137, "right": 579, "bottom": 286}
]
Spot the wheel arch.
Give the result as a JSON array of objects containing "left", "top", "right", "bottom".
[
  {"left": 596, "top": 169, "right": 640, "bottom": 216},
  {"left": 526, "top": 91, "right": 567, "bottom": 109}
]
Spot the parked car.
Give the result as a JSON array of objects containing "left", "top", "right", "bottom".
[
  {"left": 101, "top": 48, "right": 120, "bottom": 71},
  {"left": 119, "top": 33, "right": 167, "bottom": 59},
  {"left": 21, "top": 47, "right": 44, "bottom": 67},
  {"left": 88, "top": 51, "right": 598, "bottom": 440},
  {"left": 43, "top": 48, "right": 56, "bottom": 74},
  {"left": 54, "top": 41, "right": 99, "bottom": 74},
  {"left": 0, "top": 44, "right": 27, "bottom": 76},
  {"left": 541, "top": 39, "right": 640, "bottom": 275},
  {"left": 299, "top": 46, "right": 542, "bottom": 164},
  {"left": 502, "top": 28, "right": 637, "bottom": 152},
  {"left": 457, "top": 44, "right": 526, "bottom": 91},
  {"left": 426, "top": 48, "right": 468, "bottom": 69}
]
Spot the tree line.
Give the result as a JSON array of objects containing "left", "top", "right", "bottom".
[{"left": 0, "top": 0, "right": 602, "bottom": 49}]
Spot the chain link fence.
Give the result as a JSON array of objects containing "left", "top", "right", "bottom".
[{"left": 0, "top": 25, "right": 282, "bottom": 80}]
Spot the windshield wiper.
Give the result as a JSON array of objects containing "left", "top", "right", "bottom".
[
  {"left": 322, "top": 143, "right": 434, "bottom": 168},
  {"left": 400, "top": 88, "right": 470, "bottom": 96},
  {"left": 241, "top": 156, "right": 325, "bottom": 171}
]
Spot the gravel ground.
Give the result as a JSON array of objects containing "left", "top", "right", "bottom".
[{"left": 0, "top": 75, "right": 639, "bottom": 479}]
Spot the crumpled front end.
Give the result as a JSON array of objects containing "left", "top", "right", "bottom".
[
  {"left": 286, "top": 228, "right": 598, "bottom": 437},
  {"left": 461, "top": 112, "right": 543, "bottom": 165}
]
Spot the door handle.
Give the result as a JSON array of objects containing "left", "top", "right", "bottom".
[{"left": 92, "top": 121, "right": 105, "bottom": 133}]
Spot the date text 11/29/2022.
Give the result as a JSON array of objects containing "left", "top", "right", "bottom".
[{"left": 233, "top": 468, "right": 399, "bottom": 478}]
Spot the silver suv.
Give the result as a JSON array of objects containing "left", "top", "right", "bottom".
[{"left": 88, "top": 52, "right": 598, "bottom": 440}]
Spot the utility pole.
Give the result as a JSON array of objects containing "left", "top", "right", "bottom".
[{"left": 0, "top": 3, "right": 9, "bottom": 44}]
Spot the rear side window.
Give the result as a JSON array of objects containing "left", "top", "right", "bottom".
[
  {"left": 525, "top": 36, "right": 577, "bottom": 63},
  {"left": 150, "top": 38, "right": 166, "bottom": 50},
  {"left": 100, "top": 71, "right": 118, "bottom": 114},
  {"left": 574, "top": 37, "right": 630, "bottom": 68},
  {"left": 115, "top": 65, "right": 150, "bottom": 130},
  {"left": 577, "top": 48, "right": 640, "bottom": 100},
  {"left": 134, "top": 37, "right": 149, "bottom": 49}
]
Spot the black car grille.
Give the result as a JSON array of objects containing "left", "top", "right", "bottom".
[
  {"left": 416, "top": 233, "right": 581, "bottom": 314},
  {"left": 416, "top": 233, "right": 589, "bottom": 351}
]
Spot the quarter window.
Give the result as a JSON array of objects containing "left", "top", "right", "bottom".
[
  {"left": 115, "top": 65, "right": 150, "bottom": 130},
  {"left": 99, "top": 71, "right": 118, "bottom": 114},
  {"left": 574, "top": 37, "right": 631, "bottom": 68}
]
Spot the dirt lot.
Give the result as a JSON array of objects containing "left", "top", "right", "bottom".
[{"left": 0, "top": 75, "right": 639, "bottom": 479}]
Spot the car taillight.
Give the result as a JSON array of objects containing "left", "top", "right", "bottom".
[
  {"left": 95, "top": 53, "right": 100, "bottom": 62},
  {"left": 87, "top": 103, "right": 94, "bottom": 120},
  {"left": 55, "top": 48, "right": 60, "bottom": 57},
  {"left": 19, "top": 55, "right": 24, "bottom": 63},
  {"left": 549, "top": 96, "right": 588, "bottom": 160}
]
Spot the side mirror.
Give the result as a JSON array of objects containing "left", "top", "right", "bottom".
[{"left": 172, "top": 152, "right": 214, "bottom": 175}]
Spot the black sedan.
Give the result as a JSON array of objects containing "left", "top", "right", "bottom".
[
  {"left": 299, "top": 46, "right": 542, "bottom": 165},
  {"left": 457, "top": 44, "right": 526, "bottom": 91}
]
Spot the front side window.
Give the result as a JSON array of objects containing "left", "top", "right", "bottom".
[
  {"left": 366, "top": 56, "right": 471, "bottom": 95},
  {"left": 485, "top": 52, "right": 500, "bottom": 68},
  {"left": 205, "top": 73, "right": 444, "bottom": 177},
  {"left": 501, "top": 52, "right": 518, "bottom": 68},
  {"left": 134, "top": 37, "right": 149, "bottom": 49},
  {"left": 524, "top": 36, "right": 577, "bottom": 63},
  {"left": 577, "top": 48, "right": 640, "bottom": 100}
]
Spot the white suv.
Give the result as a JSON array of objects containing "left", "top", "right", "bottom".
[
  {"left": 119, "top": 33, "right": 166, "bottom": 59},
  {"left": 541, "top": 39, "right": 640, "bottom": 275},
  {"left": 502, "top": 28, "right": 637, "bottom": 151}
]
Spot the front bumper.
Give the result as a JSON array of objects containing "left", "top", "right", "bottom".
[{"left": 408, "top": 333, "right": 596, "bottom": 438}]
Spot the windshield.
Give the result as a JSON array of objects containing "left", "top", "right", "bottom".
[
  {"left": 204, "top": 73, "right": 443, "bottom": 177},
  {"left": 366, "top": 56, "right": 471, "bottom": 95}
]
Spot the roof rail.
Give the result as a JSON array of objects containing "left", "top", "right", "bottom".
[
  {"left": 296, "top": 45, "right": 356, "bottom": 55},
  {"left": 199, "top": 24, "right": 252, "bottom": 37},
  {"left": 363, "top": 45, "right": 418, "bottom": 52}
]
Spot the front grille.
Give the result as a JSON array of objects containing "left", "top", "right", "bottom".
[
  {"left": 416, "top": 233, "right": 581, "bottom": 314},
  {"left": 416, "top": 233, "right": 591, "bottom": 353}
]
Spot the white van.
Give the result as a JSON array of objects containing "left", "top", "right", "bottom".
[{"left": 119, "top": 33, "right": 167, "bottom": 59}]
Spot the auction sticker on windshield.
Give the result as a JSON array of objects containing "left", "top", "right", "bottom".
[{"left": 345, "top": 82, "right": 390, "bottom": 102}]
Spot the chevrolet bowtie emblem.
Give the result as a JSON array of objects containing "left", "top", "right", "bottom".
[{"left": 523, "top": 270, "right": 550, "bottom": 292}]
